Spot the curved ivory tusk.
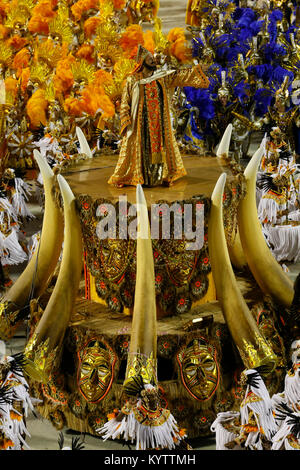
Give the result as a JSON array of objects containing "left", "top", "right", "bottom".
[
  {"left": 216, "top": 124, "right": 247, "bottom": 269},
  {"left": 216, "top": 123, "right": 232, "bottom": 157},
  {"left": 24, "top": 174, "right": 83, "bottom": 382},
  {"left": 227, "top": 229, "right": 248, "bottom": 270},
  {"left": 76, "top": 126, "right": 92, "bottom": 158},
  {"left": 208, "top": 173, "right": 277, "bottom": 374},
  {"left": 0, "top": 151, "right": 64, "bottom": 339},
  {"left": 125, "top": 184, "right": 157, "bottom": 382},
  {"left": 237, "top": 141, "right": 294, "bottom": 307}
]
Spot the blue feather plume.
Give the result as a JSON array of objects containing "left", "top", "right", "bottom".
[
  {"left": 184, "top": 87, "right": 215, "bottom": 120},
  {"left": 253, "top": 88, "right": 273, "bottom": 117}
]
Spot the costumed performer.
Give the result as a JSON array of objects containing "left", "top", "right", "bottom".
[{"left": 108, "top": 45, "right": 209, "bottom": 188}]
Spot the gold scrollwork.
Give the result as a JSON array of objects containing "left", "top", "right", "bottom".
[
  {"left": 0, "top": 301, "right": 20, "bottom": 340},
  {"left": 126, "top": 351, "right": 157, "bottom": 385},
  {"left": 24, "top": 333, "right": 58, "bottom": 381},
  {"left": 237, "top": 332, "right": 278, "bottom": 374}
]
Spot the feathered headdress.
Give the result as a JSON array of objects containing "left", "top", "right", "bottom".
[
  {"left": 272, "top": 402, "right": 300, "bottom": 450},
  {"left": 135, "top": 44, "right": 152, "bottom": 64},
  {"left": 240, "top": 369, "right": 278, "bottom": 443}
]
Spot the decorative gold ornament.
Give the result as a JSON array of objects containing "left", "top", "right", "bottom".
[
  {"left": 153, "top": 18, "right": 169, "bottom": 54},
  {"left": 0, "top": 301, "right": 20, "bottom": 341},
  {"left": 237, "top": 331, "right": 278, "bottom": 374},
  {"left": 35, "top": 39, "right": 64, "bottom": 69},
  {"left": 177, "top": 336, "right": 220, "bottom": 401},
  {"left": 125, "top": 351, "right": 157, "bottom": 386},
  {"left": 71, "top": 60, "right": 95, "bottom": 85},
  {"left": 0, "top": 42, "right": 13, "bottom": 68},
  {"left": 4, "top": 9, "right": 29, "bottom": 29},
  {"left": 24, "top": 333, "right": 59, "bottom": 380},
  {"left": 49, "top": 10, "right": 73, "bottom": 45},
  {"left": 77, "top": 338, "right": 116, "bottom": 403},
  {"left": 95, "top": 23, "right": 119, "bottom": 47},
  {"left": 29, "top": 62, "right": 51, "bottom": 88}
]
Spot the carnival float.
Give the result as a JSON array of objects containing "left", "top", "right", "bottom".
[{"left": 0, "top": 0, "right": 299, "bottom": 451}]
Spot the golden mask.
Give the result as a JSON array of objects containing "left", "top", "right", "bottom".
[
  {"left": 177, "top": 337, "right": 219, "bottom": 401},
  {"left": 99, "top": 239, "right": 134, "bottom": 282},
  {"left": 77, "top": 339, "right": 116, "bottom": 403},
  {"left": 159, "top": 239, "right": 198, "bottom": 286}
]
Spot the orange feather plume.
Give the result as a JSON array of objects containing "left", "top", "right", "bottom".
[
  {"left": 4, "top": 76, "right": 18, "bottom": 98},
  {"left": 28, "top": 16, "right": 51, "bottom": 35},
  {"left": 19, "top": 67, "right": 30, "bottom": 94},
  {"left": 0, "top": 25, "right": 9, "bottom": 40},
  {"left": 6, "top": 35, "right": 28, "bottom": 51},
  {"left": 71, "top": 0, "right": 99, "bottom": 21},
  {"left": 31, "top": 0, "right": 57, "bottom": 18},
  {"left": 143, "top": 30, "right": 155, "bottom": 55},
  {"left": 28, "top": 0, "right": 57, "bottom": 35},
  {"left": 83, "top": 16, "right": 102, "bottom": 38},
  {"left": 76, "top": 44, "right": 95, "bottom": 63},
  {"left": 119, "top": 24, "right": 144, "bottom": 59},
  {"left": 12, "top": 48, "right": 30, "bottom": 73},
  {"left": 53, "top": 57, "right": 75, "bottom": 95},
  {"left": 94, "top": 69, "right": 114, "bottom": 86},
  {"left": 0, "top": 0, "right": 10, "bottom": 22},
  {"left": 80, "top": 83, "right": 115, "bottom": 118},
  {"left": 167, "top": 28, "right": 192, "bottom": 63},
  {"left": 113, "top": 0, "right": 126, "bottom": 9},
  {"left": 169, "top": 38, "right": 192, "bottom": 63},
  {"left": 64, "top": 96, "right": 84, "bottom": 116},
  {"left": 167, "top": 27, "right": 185, "bottom": 43},
  {"left": 26, "top": 89, "right": 48, "bottom": 128}
]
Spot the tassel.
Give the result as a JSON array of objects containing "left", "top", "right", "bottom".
[{"left": 211, "top": 411, "right": 240, "bottom": 450}]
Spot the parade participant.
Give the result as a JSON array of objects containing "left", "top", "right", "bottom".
[{"left": 108, "top": 45, "right": 209, "bottom": 188}]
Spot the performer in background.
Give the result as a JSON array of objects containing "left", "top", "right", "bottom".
[{"left": 108, "top": 46, "right": 209, "bottom": 188}]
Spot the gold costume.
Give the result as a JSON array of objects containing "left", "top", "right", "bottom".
[{"left": 108, "top": 65, "right": 209, "bottom": 187}]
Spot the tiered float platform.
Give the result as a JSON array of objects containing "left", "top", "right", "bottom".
[{"left": 30, "top": 154, "right": 284, "bottom": 439}]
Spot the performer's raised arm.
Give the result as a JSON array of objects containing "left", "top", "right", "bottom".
[{"left": 166, "top": 63, "right": 210, "bottom": 89}]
